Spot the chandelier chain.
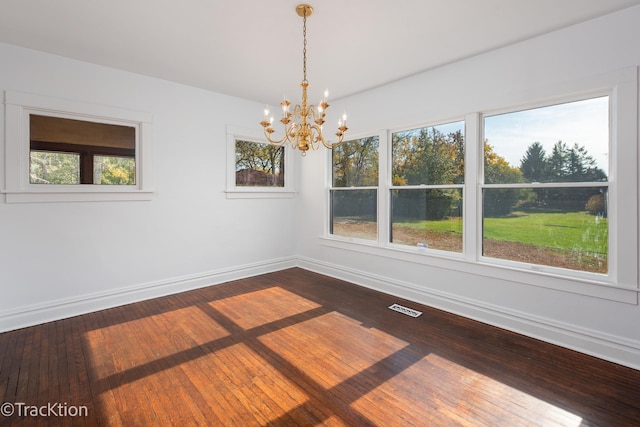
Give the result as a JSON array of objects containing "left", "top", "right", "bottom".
[{"left": 302, "top": 10, "right": 307, "bottom": 83}]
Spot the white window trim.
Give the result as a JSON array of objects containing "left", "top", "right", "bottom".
[
  {"left": 322, "top": 67, "right": 638, "bottom": 304},
  {"left": 225, "top": 125, "right": 295, "bottom": 199},
  {"left": 325, "top": 130, "right": 385, "bottom": 242},
  {"left": 3, "top": 91, "right": 153, "bottom": 203}
]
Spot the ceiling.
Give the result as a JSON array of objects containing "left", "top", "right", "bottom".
[{"left": 1, "top": 0, "right": 639, "bottom": 104}]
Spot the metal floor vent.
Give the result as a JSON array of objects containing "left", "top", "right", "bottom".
[{"left": 388, "top": 303, "right": 422, "bottom": 318}]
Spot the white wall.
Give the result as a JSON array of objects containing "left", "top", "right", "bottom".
[
  {"left": 297, "top": 7, "right": 640, "bottom": 369},
  {"left": 0, "top": 42, "right": 297, "bottom": 330}
]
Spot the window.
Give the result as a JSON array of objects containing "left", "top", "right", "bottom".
[
  {"left": 30, "top": 151, "right": 80, "bottom": 184},
  {"left": 323, "top": 67, "right": 637, "bottom": 302},
  {"left": 225, "top": 126, "right": 294, "bottom": 198},
  {"left": 390, "top": 121, "right": 464, "bottom": 252},
  {"left": 482, "top": 97, "right": 609, "bottom": 274},
  {"left": 3, "top": 91, "right": 153, "bottom": 203},
  {"left": 235, "top": 140, "right": 284, "bottom": 187},
  {"left": 29, "top": 114, "right": 136, "bottom": 185},
  {"left": 330, "top": 136, "right": 379, "bottom": 240}
]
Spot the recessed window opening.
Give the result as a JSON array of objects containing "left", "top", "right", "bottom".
[
  {"left": 29, "top": 114, "right": 136, "bottom": 185},
  {"left": 235, "top": 140, "right": 285, "bottom": 187}
]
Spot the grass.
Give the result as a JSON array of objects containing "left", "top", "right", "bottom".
[
  {"left": 484, "top": 210, "right": 607, "bottom": 254},
  {"left": 394, "top": 209, "right": 608, "bottom": 255}
]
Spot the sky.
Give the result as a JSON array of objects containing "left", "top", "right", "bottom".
[{"left": 483, "top": 96, "right": 609, "bottom": 175}]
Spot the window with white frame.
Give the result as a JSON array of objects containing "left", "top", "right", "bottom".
[
  {"left": 29, "top": 114, "right": 136, "bottom": 185},
  {"left": 324, "top": 67, "right": 638, "bottom": 302},
  {"left": 225, "top": 126, "right": 294, "bottom": 198},
  {"left": 330, "top": 136, "right": 379, "bottom": 240},
  {"left": 3, "top": 91, "right": 153, "bottom": 203},
  {"left": 390, "top": 121, "right": 464, "bottom": 252},
  {"left": 235, "top": 140, "right": 285, "bottom": 188},
  {"left": 482, "top": 96, "right": 609, "bottom": 274}
]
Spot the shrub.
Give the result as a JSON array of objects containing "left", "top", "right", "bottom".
[{"left": 585, "top": 193, "right": 606, "bottom": 217}]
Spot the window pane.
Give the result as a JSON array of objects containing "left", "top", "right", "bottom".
[
  {"left": 482, "top": 187, "right": 608, "bottom": 273},
  {"left": 332, "top": 136, "right": 379, "bottom": 187},
  {"left": 392, "top": 121, "right": 464, "bottom": 186},
  {"left": 235, "top": 140, "right": 284, "bottom": 187},
  {"left": 484, "top": 97, "right": 609, "bottom": 184},
  {"left": 30, "top": 150, "right": 80, "bottom": 184},
  {"left": 391, "top": 189, "right": 463, "bottom": 252},
  {"left": 94, "top": 155, "right": 136, "bottom": 185},
  {"left": 330, "top": 189, "right": 377, "bottom": 240}
]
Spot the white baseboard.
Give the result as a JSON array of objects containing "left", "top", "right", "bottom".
[
  {"left": 296, "top": 256, "right": 640, "bottom": 371},
  {"left": 0, "top": 257, "right": 296, "bottom": 333}
]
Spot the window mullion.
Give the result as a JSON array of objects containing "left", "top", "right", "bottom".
[
  {"left": 378, "top": 130, "right": 389, "bottom": 247},
  {"left": 465, "top": 112, "right": 481, "bottom": 262}
]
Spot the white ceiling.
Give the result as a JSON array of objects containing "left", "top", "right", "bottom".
[{"left": 1, "top": 0, "right": 639, "bottom": 104}]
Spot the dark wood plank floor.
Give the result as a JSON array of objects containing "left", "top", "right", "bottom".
[{"left": 1, "top": 268, "right": 639, "bottom": 426}]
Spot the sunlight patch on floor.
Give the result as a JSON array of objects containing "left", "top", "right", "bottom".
[
  {"left": 177, "top": 342, "right": 310, "bottom": 425},
  {"left": 209, "top": 286, "right": 321, "bottom": 330},
  {"left": 259, "top": 311, "right": 409, "bottom": 388},
  {"left": 90, "top": 343, "right": 311, "bottom": 425},
  {"left": 84, "top": 306, "right": 230, "bottom": 378},
  {"left": 351, "top": 353, "right": 583, "bottom": 426}
]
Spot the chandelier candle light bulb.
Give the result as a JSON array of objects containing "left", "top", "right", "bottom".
[{"left": 259, "top": 4, "right": 348, "bottom": 155}]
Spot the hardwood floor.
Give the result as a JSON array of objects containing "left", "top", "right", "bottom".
[{"left": 1, "top": 268, "right": 639, "bottom": 426}]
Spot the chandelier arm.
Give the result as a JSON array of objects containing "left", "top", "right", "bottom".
[
  {"left": 307, "top": 105, "right": 319, "bottom": 119},
  {"left": 263, "top": 127, "right": 291, "bottom": 146},
  {"left": 306, "top": 123, "right": 341, "bottom": 149},
  {"left": 292, "top": 104, "right": 304, "bottom": 118},
  {"left": 321, "top": 130, "right": 346, "bottom": 149}
]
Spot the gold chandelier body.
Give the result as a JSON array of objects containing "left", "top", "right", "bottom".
[{"left": 260, "top": 4, "right": 348, "bottom": 155}]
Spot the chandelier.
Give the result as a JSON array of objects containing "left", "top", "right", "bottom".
[{"left": 260, "top": 4, "right": 348, "bottom": 156}]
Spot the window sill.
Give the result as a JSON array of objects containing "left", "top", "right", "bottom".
[
  {"left": 225, "top": 189, "right": 296, "bottom": 199},
  {"left": 319, "top": 236, "right": 639, "bottom": 305},
  {"left": 3, "top": 189, "right": 154, "bottom": 203}
]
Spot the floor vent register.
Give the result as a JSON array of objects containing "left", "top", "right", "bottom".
[{"left": 388, "top": 303, "right": 422, "bottom": 318}]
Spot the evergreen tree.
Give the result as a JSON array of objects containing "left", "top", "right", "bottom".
[
  {"left": 520, "top": 142, "right": 547, "bottom": 182},
  {"left": 523, "top": 140, "right": 607, "bottom": 210},
  {"left": 548, "top": 141, "right": 568, "bottom": 181}
]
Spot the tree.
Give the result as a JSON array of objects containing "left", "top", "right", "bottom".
[
  {"left": 520, "top": 142, "right": 547, "bottom": 183},
  {"left": 332, "top": 136, "right": 378, "bottom": 187},
  {"left": 393, "top": 127, "right": 462, "bottom": 186},
  {"left": 30, "top": 151, "right": 80, "bottom": 184},
  {"left": 235, "top": 140, "right": 284, "bottom": 186},
  {"left": 484, "top": 142, "right": 528, "bottom": 216},
  {"left": 536, "top": 141, "right": 607, "bottom": 210},
  {"left": 97, "top": 156, "right": 135, "bottom": 185},
  {"left": 391, "top": 127, "right": 464, "bottom": 220},
  {"left": 331, "top": 136, "right": 379, "bottom": 219},
  {"left": 547, "top": 140, "right": 569, "bottom": 181}
]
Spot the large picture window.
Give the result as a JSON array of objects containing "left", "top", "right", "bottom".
[
  {"left": 330, "top": 136, "right": 379, "bottom": 240},
  {"left": 390, "top": 121, "right": 464, "bottom": 252},
  {"left": 482, "top": 97, "right": 609, "bottom": 273}
]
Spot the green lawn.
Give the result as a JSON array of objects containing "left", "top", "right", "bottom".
[
  {"left": 395, "top": 209, "right": 608, "bottom": 255},
  {"left": 484, "top": 210, "right": 607, "bottom": 254}
]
